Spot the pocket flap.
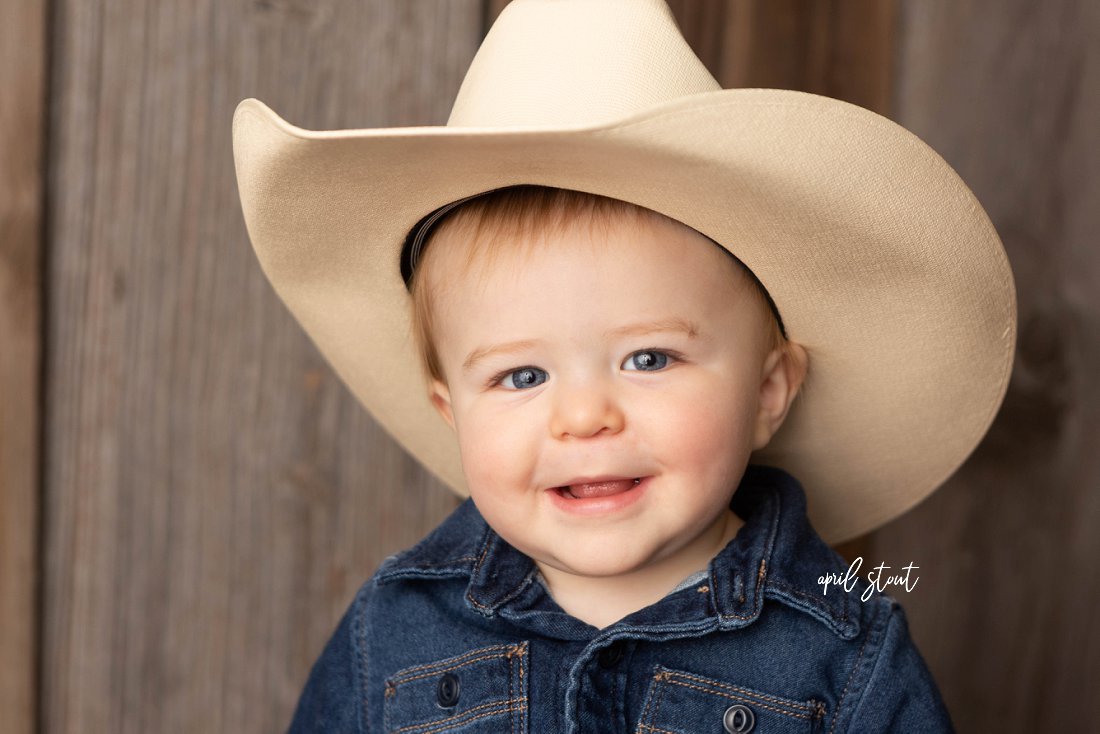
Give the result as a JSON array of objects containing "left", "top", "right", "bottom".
[
  {"left": 636, "top": 665, "right": 827, "bottom": 734},
  {"left": 383, "top": 642, "right": 528, "bottom": 733}
]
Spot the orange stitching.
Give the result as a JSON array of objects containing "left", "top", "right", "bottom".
[
  {"left": 662, "top": 677, "right": 814, "bottom": 720},
  {"left": 696, "top": 585, "right": 709, "bottom": 593},
  {"left": 505, "top": 637, "right": 528, "bottom": 731},
  {"left": 651, "top": 667, "right": 670, "bottom": 728},
  {"left": 508, "top": 642, "right": 515, "bottom": 734},
  {"left": 388, "top": 644, "right": 515, "bottom": 681},
  {"left": 719, "top": 557, "right": 768, "bottom": 620},
  {"left": 662, "top": 669, "right": 817, "bottom": 714},
  {"left": 471, "top": 535, "right": 491, "bottom": 575},
  {"left": 516, "top": 643, "right": 528, "bottom": 732},
  {"left": 391, "top": 653, "right": 513, "bottom": 687},
  {"left": 464, "top": 533, "right": 495, "bottom": 610},
  {"left": 389, "top": 698, "right": 526, "bottom": 734},
  {"left": 637, "top": 667, "right": 664, "bottom": 729},
  {"left": 465, "top": 592, "right": 491, "bottom": 610},
  {"left": 420, "top": 703, "right": 527, "bottom": 734}
]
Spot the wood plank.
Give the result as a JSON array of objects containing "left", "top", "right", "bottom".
[
  {"left": 708, "top": 0, "right": 895, "bottom": 114},
  {"left": 42, "top": 0, "right": 1098, "bottom": 730},
  {"left": 880, "top": 1, "right": 1100, "bottom": 729},
  {"left": 0, "top": 0, "right": 47, "bottom": 732},
  {"left": 41, "top": 1, "right": 477, "bottom": 730}
]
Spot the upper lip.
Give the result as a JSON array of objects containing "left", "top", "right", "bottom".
[{"left": 549, "top": 475, "right": 642, "bottom": 489}]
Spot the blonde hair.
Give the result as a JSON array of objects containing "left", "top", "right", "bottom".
[{"left": 408, "top": 185, "right": 787, "bottom": 384}]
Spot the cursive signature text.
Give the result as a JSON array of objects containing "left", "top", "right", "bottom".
[{"left": 818, "top": 557, "right": 919, "bottom": 601}]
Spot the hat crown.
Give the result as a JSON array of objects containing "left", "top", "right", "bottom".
[{"left": 447, "top": 0, "right": 721, "bottom": 128}]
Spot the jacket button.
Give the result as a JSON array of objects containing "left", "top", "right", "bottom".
[
  {"left": 597, "top": 641, "right": 624, "bottom": 668},
  {"left": 723, "top": 704, "right": 755, "bottom": 732},
  {"left": 436, "top": 673, "right": 460, "bottom": 708}
]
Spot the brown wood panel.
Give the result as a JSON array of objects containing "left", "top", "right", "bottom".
[
  {"left": 879, "top": 0, "right": 1100, "bottom": 730},
  {"left": 38, "top": 0, "right": 1095, "bottom": 730},
  {"left": 0, "top": 0, "right": 47, "bottom": 732},
  {"left": 41, "top": 1, "right": 478, "bottom": 731}
]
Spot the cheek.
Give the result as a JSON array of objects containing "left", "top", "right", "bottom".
[
  {"left": 455, "top": 405, "right": 539, "bottom": 490},
  {"left": 647, "top": 382, "right": 756, "bottom": 463}
]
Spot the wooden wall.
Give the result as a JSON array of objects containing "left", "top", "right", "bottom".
[
  {"left": 875, "top": 2, "right": 1100, "bottom": 730},
  {"left": 1, "top": 1, "right": 47, "bottom": 732},
  {"left": 0, "top": 0, "right": 1095, "bottom": 731}
]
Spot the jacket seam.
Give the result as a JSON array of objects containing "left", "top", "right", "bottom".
[
  {"left": 765, "top": 580, "right": 858, "bottom": 639},
  {"left": 354, "top": 580, "right": 375, "bottom": 734},
  {"left": 828, "top": 596, "right": 892, "bottom": 734}
]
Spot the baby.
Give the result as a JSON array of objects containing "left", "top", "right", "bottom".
[
  {"left": 286, "top": 186, "right": 956, "bottom": 733},
  {"left": 231, "top": 1, "right": 1014, "bottom": 731},
  {"left": 413, "top": 187, "right": 804, "bottom": 631}
]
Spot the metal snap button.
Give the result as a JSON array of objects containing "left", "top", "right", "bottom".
[
  {"left": 436, "top": 672, "right": 460, "bottom": 708},
  {"left": 723, "top": 704, "right": 755, "bottom": 733},
  {"left": 597, "top": 641, "right": 624, "bottom": 669}
]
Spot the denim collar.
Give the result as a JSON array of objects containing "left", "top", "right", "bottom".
[{"left": 376, "top": 464, "right": 860, "bottom": 641}]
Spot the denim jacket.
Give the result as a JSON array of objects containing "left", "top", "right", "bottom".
[{"left": 288, "top": 465, "right": 955, "bottom": 733}]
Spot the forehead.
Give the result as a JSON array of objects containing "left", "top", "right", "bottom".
[
  {"left": 424, "top": 210, "right": 758, "bottom": 339},
  {"left": 426, "top": 208, "right": 747, "bottom": 297}
]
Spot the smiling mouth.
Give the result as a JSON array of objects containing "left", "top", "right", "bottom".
[{"left": 556, "top": 478, "right": 643, "bottom": 499}]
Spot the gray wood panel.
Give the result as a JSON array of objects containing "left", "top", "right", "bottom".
[
  {"left": 1, "top": 1, "right": 47, "bottom": 732},
  {"left": 33, "top": 0, "right": 1098, "bottom": 731},
  {"left": 877, "top": 0, "right": 1100, "bottom": 730},
  {"left": 41, "top": 1, "right": 477, "bottom": 730}
]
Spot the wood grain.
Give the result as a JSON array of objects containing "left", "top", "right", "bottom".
[
  {"left": 0, "top": 0, "right": 47, "bottom": 732},
  {"left": 41, "top": 1, "right": 475, "bottom": 730},
  {"left": 32, "top": 0, "right": 1099, "bottom": 732},
  {"left": 877, "top": 1, "right": 1100, "bottom": 729}
]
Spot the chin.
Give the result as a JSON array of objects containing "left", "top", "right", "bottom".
[{"left": 546, "top": 550, "right": 652, "bottom": 579}]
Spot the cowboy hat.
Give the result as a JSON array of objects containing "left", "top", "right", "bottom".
[{"left": 231, "top": 0, "right": 1016, "bottom": 544}]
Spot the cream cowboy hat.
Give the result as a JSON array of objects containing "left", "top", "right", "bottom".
[{"left": 231, "top": 0, "right": 1016, "bottom": 544}]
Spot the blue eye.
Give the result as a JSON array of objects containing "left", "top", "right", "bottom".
[
  {"left": 497, "top": 367, "right": 548, "bottom": 390},
  {"left": 623, "top": 350, "right": 670, "bottom": 371}
]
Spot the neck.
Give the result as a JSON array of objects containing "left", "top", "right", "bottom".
[{"left": 536, "top": 509, "right": 743, "bottom": 629}]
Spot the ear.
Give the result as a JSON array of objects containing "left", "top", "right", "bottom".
[
  {"left": 752, "top": 342, "right": 809, "bottom": 450},
  {"left": 429, "top": 378, "right": 456, "bottom": 431}
]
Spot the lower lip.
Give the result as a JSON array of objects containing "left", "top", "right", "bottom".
[{"left": 546, "top": 477, "right": 650, "bottom": 516}]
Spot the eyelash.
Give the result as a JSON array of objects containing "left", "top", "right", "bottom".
[{"left": 486, "top": 348, "right": 684, "bottom": 389}]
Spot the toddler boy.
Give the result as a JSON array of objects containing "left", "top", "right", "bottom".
[
  {"left": 231, "top": 1, "right": 1014, "bottom": 731},
  {"left": 287, "top": 185, "right": 956, "bottom": 732}
]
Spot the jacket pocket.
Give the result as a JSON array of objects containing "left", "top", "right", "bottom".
[
  {"left": 635, "top": 665, "right": 827, "bottom": 734},
  {"left": 382, "top": 642, "right": 528, "bottom": 734}
]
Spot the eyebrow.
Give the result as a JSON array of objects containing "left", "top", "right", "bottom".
[{"left": 461, "top": 317, "right": 700, "bottom": 373}]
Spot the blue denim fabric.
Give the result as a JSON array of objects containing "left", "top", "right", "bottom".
[{"left": 288, "top": 465, "right": 955, "bottom": 733}]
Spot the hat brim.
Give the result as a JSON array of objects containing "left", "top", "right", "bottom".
[{"left": 232, "top": 87, "right": 1015, "bottom": 544}]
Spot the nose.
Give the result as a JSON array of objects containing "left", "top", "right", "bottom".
[{"left": 549, "top": 378, "right": 625, "bottom": 439}]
